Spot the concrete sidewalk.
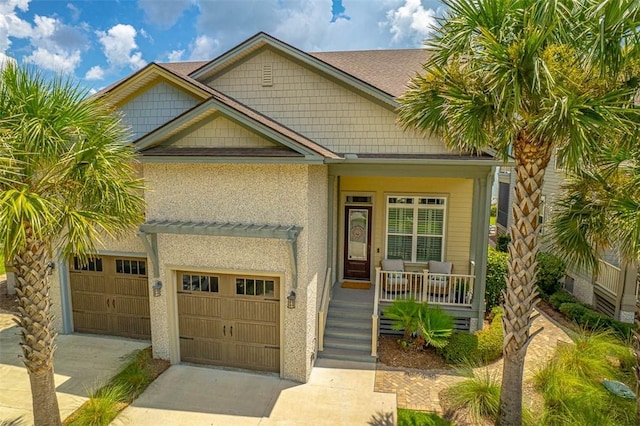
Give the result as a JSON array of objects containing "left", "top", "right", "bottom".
[
  {"left": 114, "top": 359, "right": 396, "bottom": 426},
  {"left": 0, "top": 312, "right": 148, "bottom": 425}
]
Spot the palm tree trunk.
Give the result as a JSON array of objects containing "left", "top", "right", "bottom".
[
  {"left": 498, "top": 133, "right": 551, "bottom": 426},
  {"left": 13, "top": 224, "right": 61, "bottom": 426}
]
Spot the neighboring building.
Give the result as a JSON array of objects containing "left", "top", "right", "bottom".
[
  {"left": 496, "top": 152, "right": 638, "bottom": 323},
  {"left": 46, "top": 32, "right": 499, "bottom": 383}
]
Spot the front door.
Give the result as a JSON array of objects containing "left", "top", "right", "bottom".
[{"left": 343, "top": 206, "right": 372, "bottom": 280}]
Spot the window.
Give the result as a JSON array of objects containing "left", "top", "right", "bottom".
[
  {"left": 236, "top": 277, "right": 275, "bottom": 297},
  {"left": 115, "top": 259, "right": 146, "bottom": 276},
  {"left": 386, "top": 196, "right": 446, "bottom": 263},
  {"left": 73, "top": 256, "right": 103, "bottom": 272},
  {"left": 497, "top": 182, "right": 510, "bottom": 228},
  {"left": 181, "top": 273, "right": 219, "bottom": 293},
  {"left": 538, "top": 195, "right": 546, "bottom": 234}
]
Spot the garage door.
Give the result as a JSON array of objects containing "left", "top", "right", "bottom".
[
  {"left": 177, "top": 272, "right": 280, "bottom": 373},
  {"left": 69, "top": 256, "right": 151, "bottom": 339}
]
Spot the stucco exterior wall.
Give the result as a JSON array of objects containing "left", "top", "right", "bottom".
[
  {"left": 339, "top": 176, "right": 474, "bottom": 274},
  {"left": 141, "top": 162, "right": 327, "bottom": 382},
  {"left": 120, "top": 81, "right": 199, "bottom": 141},
  {"left": 208, "top": 48, "right": 447, "bottom": 155},
  {"left": 173, "top": 115, "right": 277, "bottom": 149}
]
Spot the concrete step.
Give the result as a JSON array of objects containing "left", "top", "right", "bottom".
[
  {"left": 318, "top": 347, "right": 376, "bottom": 364},
  {"left": 324, "top": 327, "right": 371, "bottom": 342},
  {"left": 329, "top": 299, "right": 373, "bottom": 310},
  {"left": 323, "top": 336, "right": 371, "bottom": 352},
  {"left": 326, "top": 305, "right": 372, "bottom": 321},
  {"left": 325, "top": 316, "right": 370, "bottom": 330}
]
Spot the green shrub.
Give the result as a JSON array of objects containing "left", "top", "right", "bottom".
[
  {"left": 536, "top": 252, "right": 565, "bottom": 297},
  {"left": 443, "top": 371, "right": 501, "bottom": 424},
  {"left": 559, "top": 303, "right": 636, "bottom": 339},
  {"left": 485, "top": 248, "right": 508, "bottom": 311},
  {"left": 475, "top": 308, "right": 504, "bottom": 363},
  {"left": 549, "top": 289, "right": 577, "bottom": 310},
  {"left": 490, "top": 204, "right": 497, "bottom": 217},
  {"left": 496, "top": 234, "right": 510, "bottom": 252},
  {"left": 437, "top": 332, "right": 478, "bottom": 364}
]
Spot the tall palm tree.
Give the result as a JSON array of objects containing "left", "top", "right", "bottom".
[
  {"left": 0, "top": 63, "right": 145, "bottom": 425},
  {"left": 397, "top": 1, "right": 639, "bottom": 424},
  {"left": 549, "top": 141, "right": 640, "bottom": 422}
]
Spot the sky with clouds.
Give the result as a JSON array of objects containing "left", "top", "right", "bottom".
[{"left": 1, "top": 0, "right": 445, "bottom": 91}]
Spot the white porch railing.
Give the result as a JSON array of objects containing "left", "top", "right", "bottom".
[
  {"left": 374, "top": 267, "right": 474, "bottom": 307},
  {"left": 596, "top": 259, "right": 621, "bottom": 296},
  {"left": 317, "top": 267, "right": 332, "bottom": 352}
]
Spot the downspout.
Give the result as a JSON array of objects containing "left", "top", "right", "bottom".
[
  {"left": 286, "top": 234, "right": 298, "bottom": 289},
  {"left": 137, "top": 230, "right": 160, "bottom": 278}
]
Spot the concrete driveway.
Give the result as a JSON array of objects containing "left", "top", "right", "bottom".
[
  {"left": 113, "top": 359, "right": 396, "bottom": 426},
  {"left": 0, "top": 312, "right": 149, "bottom": 425}
]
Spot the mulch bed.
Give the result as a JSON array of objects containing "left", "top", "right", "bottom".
[{"left": 377, "top": 334, "right": 452, "bottom": 370}]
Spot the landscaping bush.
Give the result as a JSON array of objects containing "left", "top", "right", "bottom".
[
  {"left": 398, "top": 409, "right": 452, "bottom": 426},
  {"left": 536, "top": 252, "right": 565, "bottom": 298},
  {"left": 559, "top": 303, "right": 636, "bottom": 339},
  {"left": 485, "top": 248, "right": 508, "bottom": 311},
  {"left": 437, "top": 332, "right": 478, "bottom": 364},
  {"left": 475, "top": 307, "right": 504, "bottom": 363},
  {"left": 383, "top": 299, "right": 420, "bottom": 341},
  {"left": 549, "top": 289, "right": 577, "bottom": 310},
  {"left": 495, "top": 234, "right": 510, "bottom": 252},
  {"left": 490, "top": 204, "right": 497, "bottom": 217},
  {"left": 383, "top": 300, "right": 454, "bottom": 349}
]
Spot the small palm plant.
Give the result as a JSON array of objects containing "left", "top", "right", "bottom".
[
  {"left": 383, "top": 298, "right": 420, "bottom": 342},
  {"left": 416, "top": 304, "right": 454, "bottom": 349}
]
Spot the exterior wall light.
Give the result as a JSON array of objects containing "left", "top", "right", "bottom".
[
  {"left": 46, "top": 261, "right": 56, "bottom": 276},
  {"left": 152, "top": 280, "right": 163, "bottom": 297},
  {"left": 287, "top": 291, "right": 296, "bottom": 309}
]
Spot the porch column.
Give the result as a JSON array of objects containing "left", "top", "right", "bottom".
[
  {"left": 618, "top": 263, "right": 638, "bottom": 323},
  {"left": 470, "top": 170, "right": 494, "bottom": 331},
  {"left": 327, "top": 174, "right": 338, "bottom": 284}
]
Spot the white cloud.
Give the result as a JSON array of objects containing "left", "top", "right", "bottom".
[
  {"left": 0, "top": 0, "right": 32, "bottom": 57},
  {"left": 188, "top": 35, "right": 219, "bottom": 61},
  {"left": 97, "top": 24, "right": 147, "bottom": 71},
  {"left": 85, "top": 65, "right": 105, "bottom": 80},
  {"left": 0, "top": 52, "right": 17, "bottom": 68},
  {"left": 166, "top": 49, "right": 184, "bottom": 62},
  {"left": 138, "top": 0, "right": 192, "bottom": 30},
  {"left": 18, "top": 14, "right": 88, "bottom": 74},
  {"left": 67, "top": 3, "right": 81, "bottom": 21},
  {"left": 23, "top": 47, "right": 81, "bottom": 74},
  {"left": 385, "top": 0, "right": 436, "bottom": 44}
]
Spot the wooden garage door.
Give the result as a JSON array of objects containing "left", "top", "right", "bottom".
[
  {"left": 177, "top": 272, "right": 280, "bottom": 373},
  {"left": 70, "top": 256, "right": 151, "bottom": 339}
]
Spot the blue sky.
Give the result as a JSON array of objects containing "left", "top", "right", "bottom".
[{"left": 1, "top": 0, "right": 444, "bottom": 92}]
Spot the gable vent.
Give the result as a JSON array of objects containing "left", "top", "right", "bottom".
[{"left": 262, "top": 64, "right": 273, "bottom": 87}]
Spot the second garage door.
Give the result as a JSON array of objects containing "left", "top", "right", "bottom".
[
  {"left": 177, "top": 271, "right": 280, "bottom": 373},
  {"left": 69, "top": 256, "right": 151, "bottom": 339}
]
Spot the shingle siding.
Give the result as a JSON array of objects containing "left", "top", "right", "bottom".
[
  {"left": 208, "top": 49, "right": 448, "bottom": 155},
  {"left": 173, "top": 115, "right": 276, "bottom": 148},
  {"left": 120, "top": 81, "right": 199, "bottom": 140}
]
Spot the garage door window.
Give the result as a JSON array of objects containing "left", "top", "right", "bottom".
[
  {"left": 236, "top": 278, "right": 275, "bottom": 297},
  {"left": 182, "top": 273, "right": 219, "bottom": 293},
  {"left": 116, "top": 259, "right": 146, "bottom": 276},
  {"left": 72, "top": 256, "right": 103, "bottom": 272}
]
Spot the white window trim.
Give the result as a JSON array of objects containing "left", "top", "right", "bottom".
[{"left": 384, "top": 195, "right": 447, "bottom": 263}]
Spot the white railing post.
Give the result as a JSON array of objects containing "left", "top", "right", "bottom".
[
  {"left": 317, "top": 267, "right": 332, "bottom": 352},
  {"left": 372, "top": 267, "right": 381, "bottom": 357}
]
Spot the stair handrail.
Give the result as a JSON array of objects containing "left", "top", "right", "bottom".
[
  {"left": 372, "top": 267, "right": 381, "bottom": 357},
  {"left": 317, "top": 267, "right": 332, "bottom": 352}
]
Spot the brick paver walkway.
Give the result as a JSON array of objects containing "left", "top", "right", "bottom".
[{"left": 374, "top": 310, "right": 571, "bottom": 413}]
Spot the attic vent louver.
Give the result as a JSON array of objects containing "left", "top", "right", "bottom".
[{"left": 262, "top": 64, "right": 273, "bottom": 87}]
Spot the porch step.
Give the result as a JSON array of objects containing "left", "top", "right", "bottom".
[{"left": 320, "top": 296, "right": 377, "bottom": 364}]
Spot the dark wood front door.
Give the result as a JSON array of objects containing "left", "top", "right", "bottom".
[{"left": 343, "top": 206, "right": 372, "bottom": 280}]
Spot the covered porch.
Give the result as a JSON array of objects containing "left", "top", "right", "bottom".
[{"left": 319, "top": 159, "right": 496, "bottom": 361}]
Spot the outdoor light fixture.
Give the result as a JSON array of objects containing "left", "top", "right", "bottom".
[
  {"left": 152, "top": 280, "right": 163, "bottom": 297},
  {"left": 287, "top": 291, "right": 296, "bottom": 309}
]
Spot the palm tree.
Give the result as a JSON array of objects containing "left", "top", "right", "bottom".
[
  {"left": 397, "top": 1, "right": 639, "bottom": 424},
  {"left": 0, "top": 63, "right": 145, "bottom": 425},
  {"left": 549, "top": 141, "right": 640, "bottom": 422}
]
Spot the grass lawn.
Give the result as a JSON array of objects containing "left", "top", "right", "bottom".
[{"left": 398, "top": 409, "right": 451, "bottom": 426}]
